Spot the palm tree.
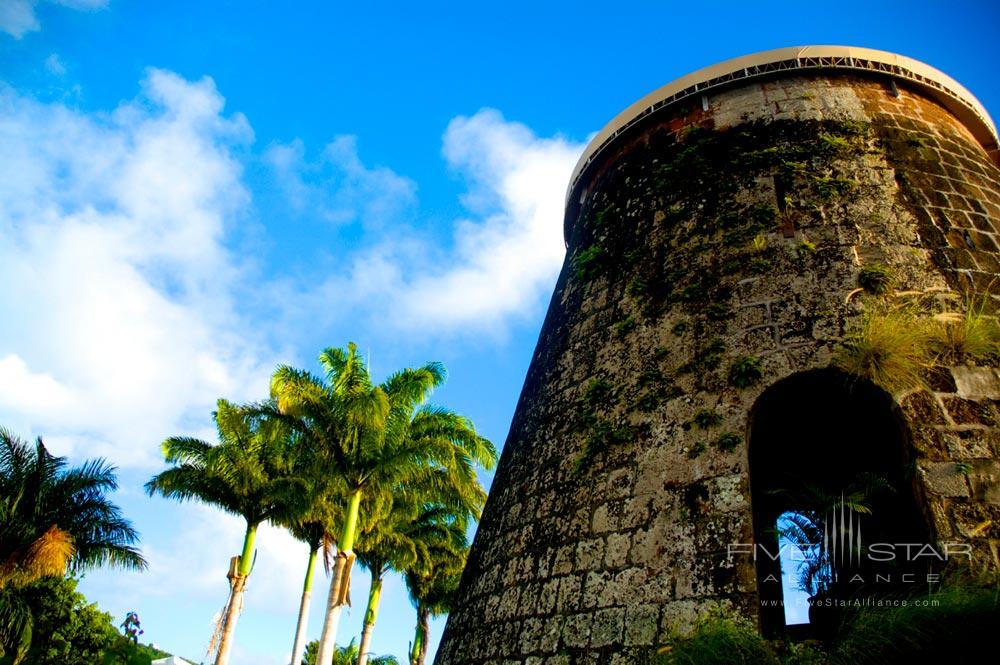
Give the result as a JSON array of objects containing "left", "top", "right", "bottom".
[
  {"left": 145, "top": 400, "right": 304, "bottom": 665},
  {"left": 404, "top": 523, "right": 469, "bottom": 665},
  {"left": 286, "top": 519, "right": 327, "bottom": 665},
  {"left": 355, "top": 469, "right": 485, "bottom": 665},
  {"left": 772, "top": 472, "right": 895, "bottom": 596},
  {"left": 271, "top": 343, "right": 497, "bottom": 665},
  {"left": 0, "top": 428, "right": 146, "bottom": 662}
]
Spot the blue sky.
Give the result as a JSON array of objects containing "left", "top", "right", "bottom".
[{"left": 1, "top": 1, "right": 998, "bottom": 663}]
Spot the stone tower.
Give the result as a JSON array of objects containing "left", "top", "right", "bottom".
[{"left": 437, "top": 46, "right": 1000, "bottom": 663}]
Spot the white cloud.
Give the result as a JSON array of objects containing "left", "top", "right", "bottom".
[
  {"left": 0, "top": 354, "right": 74, "bottom": 414},
  {"left": 0, "top": 0, "right": 108, "bottom": 38},
  {"left": 265, "top": 135, "right": 417, "bottom": 228},
  {"left": 410, "top": 109, "right": 579, "bottom": 330},
  {"left": 307, "top": 109, "right": 582, "bottom": 337},
  {"left": 0, "top": 70, "right": 270, "bottom": 467}
]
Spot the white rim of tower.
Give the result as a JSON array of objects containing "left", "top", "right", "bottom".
[{"left": 566, "top": 45, "right": 999, "bottom": 213}]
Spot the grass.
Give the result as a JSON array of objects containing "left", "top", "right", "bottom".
[
  {"left": 833, "top": 305, "right": 931, "bottom": 393},
  {"left": 929, "top": 306, "right": 1000, "bottom": 364}
]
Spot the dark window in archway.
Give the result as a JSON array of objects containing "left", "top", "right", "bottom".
[{"left": 748, "top": 369, "right": 929, "bottom": 639}]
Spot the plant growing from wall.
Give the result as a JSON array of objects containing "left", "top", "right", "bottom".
[
  {"left": 833, "top": 304, "right": 931, "bottom": 393},
  {"left": 614, "top": 315, "right": 637, "bottom": 338},
  {"left": 679, "top": 338, "right": 726, "bottom": 375},
  {"left": 692, "top": 409, "right": 723, "bottom": 429},
  {"left": 572, "top": 376, "right": 635, "bottom": 472},
  {"left": 728, "top": 356, "right": 763, "bottom": 388},
  {"left": 811, "top": 176, "right": 857, "bottom": 200},
  {"left": 713, "top": 432, "right": 741, "bottom": 452},
  {"left": 686, "top": 441, "right": 707, "bottom": 459},
  {"left": 572, "top": 245, "right": 609, "bottom": 282},
  {"left": 631, "top": 368, "right": 680, "bottom": 413},
  {"left": 929, "top": 305, "right": 1000, "bottom": 365},
  {"left": 857, "top": 264, "right": 895, "bottom": 295}
]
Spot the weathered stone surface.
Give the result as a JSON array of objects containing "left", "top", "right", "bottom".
[
  {"left": 590, "top": 607, "right": 625, "bottom": 647},
  {"left": 921, "top": 462, "right": 971, "bottom": 497},
  {"left": 951, "top": 366, "right": 1000, "bottom": 399},
  {"left": 624, "top": 603, "right": 660, "bottom": 647},
  {"left": 968, "top": 460, "right": 1000, "bottom": 504},
  {"left": 562, "top": 613, "right": 592, "bottom": 649},
  {"left": 437, "top": 69, "right": 1000, "bottom": 664}
]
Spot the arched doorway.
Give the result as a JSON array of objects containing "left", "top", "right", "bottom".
[{"left": 748, "top": 369, "right": 929, "bottom": 638}]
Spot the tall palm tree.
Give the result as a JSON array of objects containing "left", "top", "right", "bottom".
[
  {"left": 355, "top": 470, "right": 484, "bottom": 665},
  {"left": 404, "top": 523, "right": 469, "bottom": 665},
  {"left": 145, "top": 400, "right": 304, "bottom": 665},
  {"left": 0, "top": 428, "right": 146, "bottom": 662},
  {"left": 271, "top": 343, "right": 497, "bottom": 665},
  {"left": 286, "top": 519, "right": 326, "bottom": 665}
]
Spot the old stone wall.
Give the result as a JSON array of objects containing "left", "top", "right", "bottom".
[{"left": 436, "top": 74, "right": 1000, "bottom": 664}]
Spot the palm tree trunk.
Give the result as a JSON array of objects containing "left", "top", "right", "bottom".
[
  {"left": 409, "top": 605, "right": 430, "bottom": 665},
  {"left": 289, "top": 545, "right": 319, "bottom": 665},
  {"left": 215, "top": 522, "right": 257, "bottom": 665},
  {"left": 355, "top": 574, "right": 383, "bottom": 665},
  {"left": 315, "top": 489, "right": 362, "bottom": 665}
]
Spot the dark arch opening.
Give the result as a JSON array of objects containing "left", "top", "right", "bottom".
[{"left": 748, "top": 368, "right": 929, "bottom": 639}]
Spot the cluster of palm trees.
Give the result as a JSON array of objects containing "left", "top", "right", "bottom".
[
  {"left": 146, "top": 342, "right": 497, "bottom": 665},
  {"left": 0, "top": 429, "right": 146, "bottom": 662}
]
